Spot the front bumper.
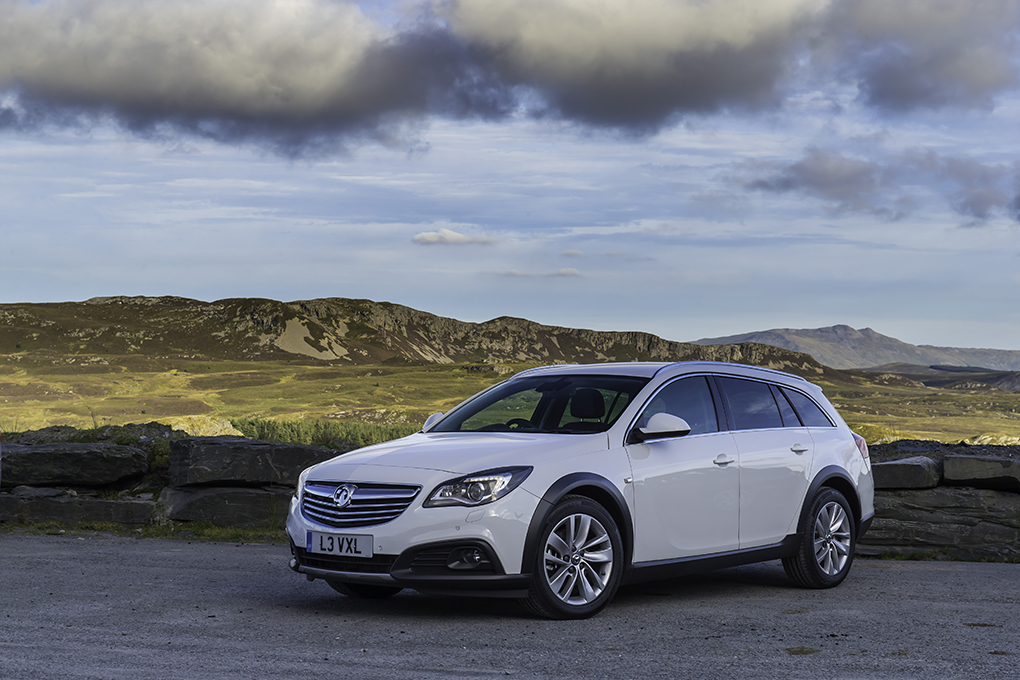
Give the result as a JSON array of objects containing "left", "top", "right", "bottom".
[
  {"left": 286, "top": 484, "right": 540, "bottom": 597},
  {"left": 289, "top": 538, "right": 532, "bottom": 598}
]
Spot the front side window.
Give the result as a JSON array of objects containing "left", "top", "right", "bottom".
[
  {"left": 433, "top": 374, "right": 650, "bottom": 434},
  {"left": 717, "top": 377, "right": 784, "bottom": 431},
  {"left": 636, "top": 376, "right": 718, "bottom": 436}
]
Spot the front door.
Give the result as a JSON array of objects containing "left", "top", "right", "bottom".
[{"left": 626, "top": 376, "right": 740, "bottom": 562}]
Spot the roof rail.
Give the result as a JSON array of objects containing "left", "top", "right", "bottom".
[{"left": 652, "top": 360, "right": 809, "bottom": 382}]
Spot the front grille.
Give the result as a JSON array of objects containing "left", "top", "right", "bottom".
[
  {"left": 296, "top": 547, "right": 397, "bottom": 574},
  {"left": 302, "top": 481, "right": 420, "bottom": 529}
]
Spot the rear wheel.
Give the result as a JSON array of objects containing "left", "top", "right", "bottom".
[
  {"left": 521, "top": 495, "right": 623, "bottom": 619},
  {"left": 325, "top": 580, "right": 403, "bottom": 599},
  {"left": 783, "top": 487, "right": 856, "bottom": 589}
]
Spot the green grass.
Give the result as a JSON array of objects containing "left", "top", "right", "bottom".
[
  {"left": 3, "top": 353, "right": 1020, "bottom": 443},
  {"left": 230, "top": 417, "right": 418, "bottom": 448}
]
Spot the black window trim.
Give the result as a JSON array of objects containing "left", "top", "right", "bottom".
[
  {"left": 779, "top": 385, "right": 836, "bottom": 428},
  {"left": 627, "top": 372, "right": 835, "bottom": 438},
  {"left": 625, "top": 372, "right": 726, "bottom": 442}
]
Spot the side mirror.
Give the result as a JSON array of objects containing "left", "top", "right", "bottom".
[
  {"left": 422, "top": 412, "right": 445, "bottom": 432},
  {"left": 628, "top": 413, "right": 692, "bottom": 444}
]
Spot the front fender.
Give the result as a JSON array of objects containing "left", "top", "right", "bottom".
[{"left": 520, "top": 472, "right": 634, "bottom": 576}]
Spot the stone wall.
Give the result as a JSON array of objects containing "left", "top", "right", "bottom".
[
  {"left": 0, "top": 437, "right": 352, "bottom": 529},
  {"left": 857, "top": 446, "right": 1020, "bottom": 561},
  {"left": 3, "top": 438, "right": 1020, "bottom": 562}
]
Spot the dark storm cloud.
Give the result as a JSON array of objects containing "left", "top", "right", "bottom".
[
  {"left": 740, "top": 147, "right": 1020, "bottom": 224},
  {"left": 441, "top": 0, "right": 824, "bottom": 128},
  {"left": 0, "top": 0, "right": 513, "bottom": 155},
  {"left": 818, "top": 0, "right": 1020, "bottom": 111},
  {"left": 1, "top": 0, "right": 1019, "bottom": 154}
]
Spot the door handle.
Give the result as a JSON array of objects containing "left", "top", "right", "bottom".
[
  {"left": 791, "top": 444, "right": 809, "bottom": 454},
  {"left": 713, "top": 454, "right": 735, "bottom": 467}
]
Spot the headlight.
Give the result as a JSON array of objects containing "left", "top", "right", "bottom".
[
  {"left": 295, "top": 467, "right": 312, "bottom": 502},
  {"left": 424, "top": 467, "right": 532, "bottom": 508}
]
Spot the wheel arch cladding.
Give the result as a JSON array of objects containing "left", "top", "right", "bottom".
[
  {"left": 521, "top": 473, "right": 633, "bottom": 575},
  {"left": 799, "top": 466, "right": 861, "bottom": 535}
]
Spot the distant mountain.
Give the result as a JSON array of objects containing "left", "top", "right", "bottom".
[
  {"left": 0, "top": 296, "right": 840, "bottom": 379},
  {"left": 694, "top": 325, "right": 1020, "bottom": 371}
]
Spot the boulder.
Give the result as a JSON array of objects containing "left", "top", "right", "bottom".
[
  {"left": 0, "top": 492, "right": 153, "bottom": 525},
  {"left": 872, "top": 456, "right": 941, "bottom": 489},
  {"left": 157, "top": 486, "right": 293, "bottom": 529},
  {"left": 1, "top": 443, "right": 148, "bottom": 487},
  {"left": 169, "top": 437, "right": 351, "bottom": 487},
  {"left": 856, "top": 487, "right": 1020, "bottom": 561},
  {"left": 944, "top": 455, "right": 1020, "bottom": 492}
]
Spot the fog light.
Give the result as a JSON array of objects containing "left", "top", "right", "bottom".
[{"left": 447, "top": 546, "right": 493, "bottom": 570}]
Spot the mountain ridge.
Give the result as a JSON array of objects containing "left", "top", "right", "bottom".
[
  {"left": 693, "top": 324, "right": 1020, "bottom": 371},
  {"left": 0, "top": 295, "right": 837, "bottom": 379}
]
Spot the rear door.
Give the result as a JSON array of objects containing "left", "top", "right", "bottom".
[{"left": 714, "top": 376, "right": 815, "bottom": 549}]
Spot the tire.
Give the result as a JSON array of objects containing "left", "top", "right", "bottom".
[
  {"left": 325, "top": 580, "right": 403, "bottom": 599},
  {"left": 783, "top": 487, "right": 856, "bottom": 589},
  {"left": 521, "top": 495, "right": 623, "bottom": 620}
]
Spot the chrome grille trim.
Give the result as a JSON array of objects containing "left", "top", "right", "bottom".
[{"left": 302, "top": 482, "right": 421, "bottom": 529}]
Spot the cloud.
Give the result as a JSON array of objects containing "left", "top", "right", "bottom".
[
  {"left": 1, "top": 0, "right": 1019, "bottom": 153},
  {"left": 899, "top": 150, "right": 1016, "bottom": 223},
  {"left": 491, "top": 268, "right": 582, "bottom": 277},
  {"left": 441, "top": 0, "right": 826, "bottom": 127},
  {"left": 816, "top": 0, "right": 1020, "bottom": 111},
  {"left": 0, "top": 0, "right": 513, "bottom": 154},
  {"left": 412, "top": 227, "right": 496, "bottom": 245},
  {"left": 742, "top": 147, "right": 886, "bottom": 214},
  {"left": 739, "top": 146, "right": 1020, "bottom": 223}
]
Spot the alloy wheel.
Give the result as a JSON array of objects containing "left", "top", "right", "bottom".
[{"left": 542, "top": 512, "right": 614, "bottom": 605}]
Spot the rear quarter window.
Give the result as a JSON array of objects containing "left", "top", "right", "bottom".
[{"left": 781, "top": 388, "right": 834, "bottom": 427}]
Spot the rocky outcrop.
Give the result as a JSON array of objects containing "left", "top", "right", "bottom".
[
  {"left": 156, "top": 486, "right": 293, "bottom": 529},
  {"left": 856, "top": 487, "right": 1020, "bottom": 561},
  {"left": 944, "top": 455, "right": 1020, "bottom": 492},
  {"left": 169, "top": 437, "right": 348, "bottom": 487},
  {"left": 0, "top": 487, "right": 153, "bottom": 526},
  {"left": 0, "top": 435, "right": 351, "bottom": 530},
  {"left": 1, "top": 442, "right": 148, "bottom": 487},
  {"left": 872, "top": 456, "right": 941, "bottom": 489},
  {"left": 859, "top": 444, "right": 1020, "bottom": 560},
  {"left": 158, "top": 437, "right": 353, "bottom": 528},
  {"left": 0, "top": 296, "right": 837, "bottom": 378}
]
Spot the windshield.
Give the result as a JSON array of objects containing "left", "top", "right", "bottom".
[{"left": 432, "top": 374, "right": 650, "bottom": 434}]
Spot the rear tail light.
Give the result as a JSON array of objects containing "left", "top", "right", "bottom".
[{"left": 852, "top": 432, "right": 869, "bottom": 459}]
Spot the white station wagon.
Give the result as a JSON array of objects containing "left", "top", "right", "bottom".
[{"left": 287, "top": 361, "right": 874, "bottom": 619}]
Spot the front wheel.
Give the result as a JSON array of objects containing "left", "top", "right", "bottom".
[
  {"left": 325, "top": 580, "right": 403, "bottom": 599},
  {"left": 521, "top": 495, "right": 623, "bottom": 619},
  {"left": 783, "top": 487, "right": 856, "bottom": 589}
]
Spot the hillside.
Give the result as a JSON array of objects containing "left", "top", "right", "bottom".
[
  {"left": 693, "top": 325, "right": 1020, "bottom": 371},
  {"left": 0, "top": 296, "right": 837, "bottom": 377},
  {"left": 3, "top": 297, "right": 1020, "bottom": 442}
]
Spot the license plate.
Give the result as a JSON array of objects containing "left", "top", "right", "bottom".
[{"left": 307, "top": 531, "right": 374, "bottom": 558}]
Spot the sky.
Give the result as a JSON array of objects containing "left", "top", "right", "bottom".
[{"left": 2, "top": 0, "right": 1020, "bottom": 350}]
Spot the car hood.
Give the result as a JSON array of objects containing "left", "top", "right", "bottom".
[{"left": 306, "top": 431, "right": 609, "bottom": 482}]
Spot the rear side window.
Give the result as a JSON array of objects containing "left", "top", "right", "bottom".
[
  {"left": 637, "top": 376, "right": 718, "bottom": 435},
  {"left": 716, "top": 377, "right": 783, "bottom": 431},
  {"left": 781, "top": 388, "right": 834, "bottom": 427}
]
